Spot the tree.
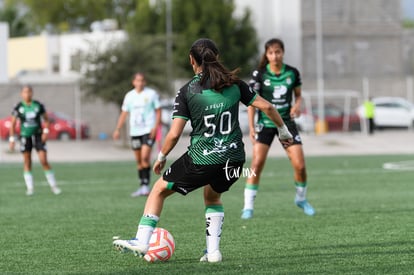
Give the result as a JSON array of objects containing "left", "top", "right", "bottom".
[
  {"left": 81, "top": 35, "right": 169, "bottom": 107},
  {"left": 127, "top": 0, "right": 258, "bottom": 77},
  {"left": 0, "top": 1, "right": 34, "bottom": 37},
  {"left": 14, "top": 0, "right": 136, "bottom": 33}
]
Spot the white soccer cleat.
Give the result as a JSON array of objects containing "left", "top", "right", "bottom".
[
  {"left": 113, "top": 238, "right": 149, "bottom": 257},
  {"left": 51, "top": 187, "right": 62, "bottom": 195},
  {"left": 200, "top": 250, "right": 222, "bottom": 263},
  {"left": 131, "top": 185, "right": 150, "bottom": 197},
  {"left": 26, "top": 189, "right": 34, "bottom": 196}
]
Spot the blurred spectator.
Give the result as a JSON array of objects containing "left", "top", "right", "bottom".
[{"left": 364, "top": 98, "right": 375, "bottom": 135}]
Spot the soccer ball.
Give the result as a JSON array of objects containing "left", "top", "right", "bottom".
[{"left": 143, "top": 227, "right": 175, "bottom": 262}]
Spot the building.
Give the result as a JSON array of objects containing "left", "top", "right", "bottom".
[
  {"left": 235, "top": 0, "right": 302, "bottom": 68},
  {"left": 7, "top": 30, "right": 127, "bottom": 79},
  {"left": 0, "top": 22, "right": 8, "bottom": 83},
  {"left": 236, "top": 0, "right": 412, "bottom": 99}
]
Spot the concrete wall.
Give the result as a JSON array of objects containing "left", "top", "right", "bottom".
[
  {"left": 302, "top": 0, "right": 403, "bottom": 79},
  {"left": 402, "top": 29, "right": 414, "bottom": 75},
  {"left": 234, "top": 0, "right": 302, "bottom": 68}
]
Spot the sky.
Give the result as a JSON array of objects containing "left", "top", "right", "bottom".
[{"left": 402, "top": 0, "right": 414, "bottom": 19}]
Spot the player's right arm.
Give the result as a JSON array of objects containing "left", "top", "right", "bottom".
[
  {"left": 113, "top": 111, "right": 128, "bottom": 140},
  {"left": 153, "top": 87, "right": 189, "bottom": 174},
  {"left": 153, "top": 118, "right": 187, "bottom": 175},
  {"left": 9, "top": 115, "right": 17, "bottom": 152}
]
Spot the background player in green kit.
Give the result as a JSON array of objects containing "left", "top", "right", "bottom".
[
  {"left": 241, "top": 38, "right": 315, "bottom": 219},
  {"left": 113, "top": 38, "right": 293, "bottom": 263},
  {"left": 113, "top": 73, "right": 161, "bottom": 197},
  {"left": 9, "top": 85, "right": 61, "bottom": 196}
]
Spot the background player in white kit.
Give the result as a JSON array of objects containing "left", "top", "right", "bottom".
[{"left": 113, "top": 73, "right": 161, "bottom": 197}]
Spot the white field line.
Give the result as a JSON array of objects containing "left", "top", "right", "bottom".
[{"left": 382, "top": 160, "right": 414, "bottom": 171}]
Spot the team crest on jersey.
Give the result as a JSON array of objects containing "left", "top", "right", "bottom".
[
  {"left": 273, "top": 85, "right": 287, "bottom": 99},
  {"left": 19, "top": 107, "right": 25, "bottom": 113},
  {"left": 263, "top": 79, "right": 271, "bottom": 86},
  {"left": 286, "top": 77, "right": 292, "bottom": 85}
]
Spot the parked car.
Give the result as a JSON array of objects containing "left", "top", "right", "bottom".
[
  {"left": 357, "top": 97, "right": 414, "bottom": 129},
  {"left": 0, "top": 111, "right": 90, "bottom": 140},
  {"left": 296, "top": 103, "right": 361, "bottom": 132}
]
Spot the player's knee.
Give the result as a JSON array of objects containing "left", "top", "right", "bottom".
[
  {"left": 204, "top": 197, "right": 221, "bottom": 206},
  {"left": 252, "top": 158, "right": 265, "bottom": 172},
  {"left": 139, "top": 155, "right": 151, "bottom": 166},
  {"left": 294, "top": 162, "right": 306, "bottom": 174}
]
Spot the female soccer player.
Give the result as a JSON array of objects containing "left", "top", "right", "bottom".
[
  {"left": 241, "top": 38, "right": 315, "bottom": 219},
  {"left": 9, "top": 85, "right": 61, "bottom": 196},
  {"left": 113, "top": 38, "right": 293, "bottom": 262},
  {"left": 113, "top": 73, "right": 161, "bottom": 197}
]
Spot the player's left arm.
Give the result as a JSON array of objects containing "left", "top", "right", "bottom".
[
  {"left": 41, "top": 112, "right": 50, "bottom": 142},
  {"left": 153, "top": 118, "right": 187, "bottom": 175},
  {"left": 150, "top": 108, "right": 162, "bottom": 139},
  {"left": 290, "top": 86, "right": 302, "bottom": 119},
  {"left": 290, "top": 68, "right": 303, "bottom": 119}
]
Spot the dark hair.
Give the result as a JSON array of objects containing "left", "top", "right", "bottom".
[
  {"left": 258, "top": 38, "right": 285, "bottom": 70},
  {"left": 189, "top": 38, "right": 239, "bottom": 91}
]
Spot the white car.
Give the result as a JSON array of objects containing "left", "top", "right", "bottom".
[{"left": 357, "top": 97, "right": 414, "bottom": 128}]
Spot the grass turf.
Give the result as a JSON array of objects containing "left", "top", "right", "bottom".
[{"left": 1, "top": 154, "right": 414, "bottom": 274}]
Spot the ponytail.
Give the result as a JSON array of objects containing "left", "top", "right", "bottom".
[{"left": 190, "top": 38, "right": 240, "bottom": 91}]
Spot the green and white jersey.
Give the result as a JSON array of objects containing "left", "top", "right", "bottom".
[
  {"left": 249, "top": 63, "right": 301, "bottom": 127},
  {"left": 173, "top": 74, "right": 257, "bottom": 165},
  {"left": 11, "top": 100, "right": 45, "bottom": 137}
]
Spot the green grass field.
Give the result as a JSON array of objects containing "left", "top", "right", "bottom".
[{"left": 1, "top": 154, "right": 414, "bottom": 274}]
